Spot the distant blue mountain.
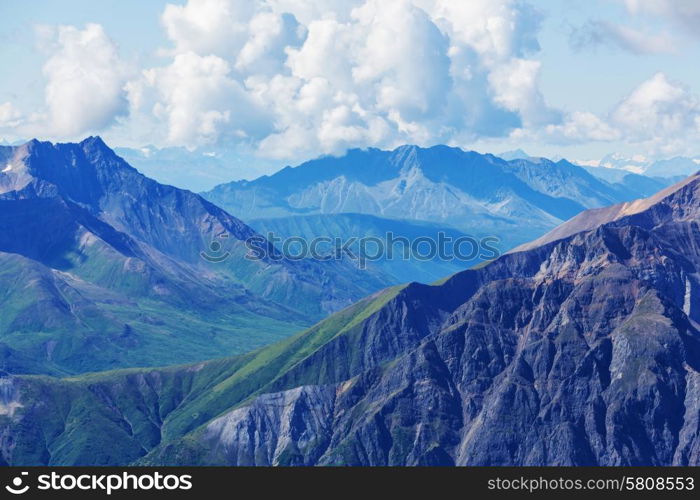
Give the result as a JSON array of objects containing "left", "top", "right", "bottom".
[{"left": 204, "top": 145, "right": 670, "bottom": 252}]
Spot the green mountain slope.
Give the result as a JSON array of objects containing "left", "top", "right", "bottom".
[
  {"left": 0, "top": 282, "right": 437, "bottom": 465},
  {"left": 0, "top": 138, "right": 387, "bottom": 375}
]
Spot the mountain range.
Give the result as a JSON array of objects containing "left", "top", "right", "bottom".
[
  {"left": 82, "top": 143, "right": 684, "bottom": 288},
  {"left": 203, "top": 145, "right": 678, "bottom": 271},
  {"left": 2, "top": 165, "right": 699, "bottom": 465},
  {"left": 0, "top": 139, "right": 681, "bottom": 376},
  {"left": 0, "top": 138, "right": 386, "bottom": 375}
]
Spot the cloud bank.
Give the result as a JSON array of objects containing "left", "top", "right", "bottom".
[
  {"left": 2, "top": 0, "right": 699, "bottom": 161},
  {"left": 131, "top": 0, "right": 552, "bottom": 158}
]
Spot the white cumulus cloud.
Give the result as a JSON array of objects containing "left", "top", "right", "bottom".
[
  {"left": 0, "top": 102, "right": 23, "bottom": 129},
  {"left": 235, "top": 12, "right": 304, "bottom": 76},
  {"left": 161, "top": 0, "right": 257, "bottom": 57},
  {"left": 512, "top": 72, "right": 700, "bottom": 155},
  {"left": 543, "top": 111, "right": 621, "bottom": 143},
  {"left": 131, "top": 0, "right": 554, "bottom": 158},
  {"left": 41, "top": 23, "right": 130, "bottom": 138},
  {"left": 612, "top": 72, "right": 700, "bottom": 143},
  {"left": 351, "top": 0, "right": 452, "bottom": 122},
  {"left": 10, "top": 0, "right": 696, "bottom": 162},
  {"left": 488, "top": 58, "right": 558, "bottom": 127},
  {"left": 140, "top": 52, "right": 272, "bottom": 148}
]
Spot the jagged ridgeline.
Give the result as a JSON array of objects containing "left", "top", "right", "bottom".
[{"left": 2, "top": 171, "right": 700, "bottom": 465}]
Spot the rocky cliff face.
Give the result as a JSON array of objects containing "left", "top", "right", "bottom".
[
  {"left": 177, "top": 230, "right": 699, "bottom": 465},
  {"left": 2, "top": 172, "right": 699, "bottom": 465}
]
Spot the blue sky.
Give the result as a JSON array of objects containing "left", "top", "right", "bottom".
[
  {"left": 1, "top": 0, "right": 699, "bottom": 176},
  {"left": 538, "top": 1, "right": 700, "bottom": 107}
]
